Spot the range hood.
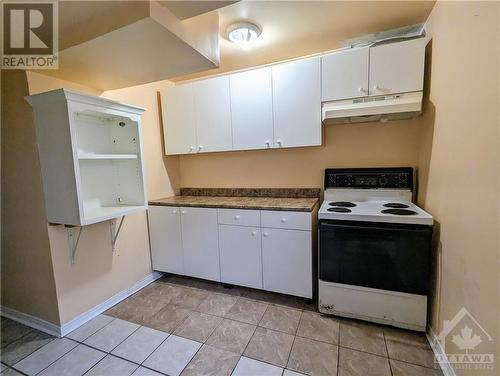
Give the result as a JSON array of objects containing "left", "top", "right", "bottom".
[{"left": 322, "top": 91, "right": 423, "bottom": 124}]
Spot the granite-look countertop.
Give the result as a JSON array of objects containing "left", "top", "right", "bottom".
[{"left": 149, "top": 195, "right": 319, "bottom": 212}]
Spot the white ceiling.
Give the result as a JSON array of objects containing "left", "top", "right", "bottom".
[{"left": 174, "top": 0, "right": 435, "bottom": 81}]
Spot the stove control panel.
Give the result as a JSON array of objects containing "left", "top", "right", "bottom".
[{"left": 325, "top": 167, "right": 413, "bottom": 190}]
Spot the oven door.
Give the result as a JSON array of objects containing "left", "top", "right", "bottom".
[{"left": 319, "top": 220, "right": 432, "bottom": 295}]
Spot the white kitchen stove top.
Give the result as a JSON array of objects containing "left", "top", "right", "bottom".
[{"left": 319, "top": 189, "right": 433, "bottom": 225}]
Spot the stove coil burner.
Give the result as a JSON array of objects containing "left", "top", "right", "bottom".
[
  {"left": 383, "top": 203, "right": 410, "bottom": 209},
  {"left": 327, "top": 207, "right": 352, "bottom": 213},
  {"left": 382, "top": 208, "right": 417, "bottom": 216},
  {"left": 329, "top": 201, "right": 356, "bottom": 208}
]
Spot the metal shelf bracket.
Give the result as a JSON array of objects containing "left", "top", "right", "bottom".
[
  {"left": 110, "top": 216, "right": 125, "bottom": 252},
  {"left": 66, "top": 226, "right": 83, "bottom": 264}
]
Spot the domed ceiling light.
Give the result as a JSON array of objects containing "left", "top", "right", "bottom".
[{"left": 227, "top": 22, "right": 262, "bottom": 49}]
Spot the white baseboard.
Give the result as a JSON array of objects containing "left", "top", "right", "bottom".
[
  {"left": 1, "top": 271, "right": 163, "bottom": 338},
  {"left": 427, "top": 326, "right": 456, "bottom": 376}
]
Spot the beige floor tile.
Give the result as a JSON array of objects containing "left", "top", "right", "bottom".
[
  {"left": 390, "top": 359, "right": 443, "bottom": 376},
  {"left": 181, "top": 344, "right": 240, "bottom": 376},
  {"left": 1, "top": 318, "right": 33, "bottom": 348},
  {"left": 66, "top": 315, "right": 114, "bottom": 342},
  {"left": 259, "top": 305, "right": 302, "bottom": 334},
  {"left": 1, "top": 330, "right": 54, "bottom": 366},
  {"left": 143, "top": 335, "right": 201, "bottom": 376},
  {"left": 232, "top": 356, "right": 283, "bottom": 376},
  {"left": 338, "top": 347, "right": 390, "bottom": 376},
  {"left": 384, "top": 328, "right": 437, "bottom": 369},
  {"left": 13, "top": 338, "right": 78, "bottom": 376},
  {"left": 83, "top": 319, "right": 139, "bottom": 353},
  {"left": 288, "top": 336, "right": 338, "bottom": 376},
  {"left": 85, "top": 355, "right": 137, "bottom": 376},
  {"left": 169, "top": 288, "right": 211, "bottom": 310},
  {"left": 37, "top": 345, "right": 106, "bottom": 376},
  {"left": 174, "top": 312, "right": 223, "bottom": 342},
  {"left": 140, "top": 304, "right": 192, "bottom": 333},
  {"left": 206, "top": 319, "right": 256, "bottom": 354},
  {"left": 225, "top": 298, "right": 268, "bottom": 325},
  {"left": 297, "top": 312, "right": 339, "bottom": 344},
  {"left": 340, "top": 320, "right": 386, "bottom": 356},
  {"left": 196, "top": 293, "right": 238, "bottom": 317},
  {"left": 243, "top": 327, "right": 294, "bottom": 367},
  {"left": 111, "top": 326, "right": 169, "bottom": 364},
  {"left": 104, "top": 295, "right": 167, "bottom": 325}
]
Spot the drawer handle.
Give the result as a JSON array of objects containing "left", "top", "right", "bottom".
[
  {"left": 234, "top": 215, "right": 240, "bottom": 220},
  {"left": 251, "top": 231, "right": 257, "bottom": 236},
  {"left": 281, "top": 218, "right": 287, "bottom": 223},
  {"left": 181, "top": 210, "right": 187, "bottom": 215},
  {"left": 263, "top": 232, "right": 269, "bottom": 237}
]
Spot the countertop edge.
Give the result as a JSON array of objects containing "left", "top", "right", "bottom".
[{"left": 148, "top": 199, "right": 319, "bottom": 212}]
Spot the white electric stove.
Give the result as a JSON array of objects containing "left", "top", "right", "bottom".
[{"left": 318, "top": 168, "right": 433, "bottom": 332}]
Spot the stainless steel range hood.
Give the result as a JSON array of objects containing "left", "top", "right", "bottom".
[{"left": 322, "top": 91, "right": 423, "bottom": 124}]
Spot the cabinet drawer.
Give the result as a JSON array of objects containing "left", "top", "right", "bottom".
[
  {"left": 261, "top": 210, "right": 311, "bottom": 231},
  {"left": 218, "top": 209, "right": 260, "bottom": 227}
]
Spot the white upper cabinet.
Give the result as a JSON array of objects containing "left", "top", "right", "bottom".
[
  {"left": 193, "top": 76, "right": 233, "bottom": 153},
  {"left": 272, "top": 57, "right": 322, "bottom": 148},
  {"left": 369, "top": 38, "right": 426, "bottom": 96},
  {"left": 26, "top": 89, "right": 147, "bottom": 226},
  {"left": 230, "top": 67, "right": 274, "bottom": 150},
  {"left": 322, "top": 47, "right": 370, "bottom": 101},
  {"left": 160, "top": 84, "right": 197, "bottom": 155}
]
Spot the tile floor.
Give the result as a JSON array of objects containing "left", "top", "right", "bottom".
[{"left": 0, "top": 275, "right": 444, "bottom": 376}]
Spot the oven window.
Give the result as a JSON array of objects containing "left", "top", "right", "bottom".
[{"left": 319, "top": 220, "right": 432, "bottom": 295}]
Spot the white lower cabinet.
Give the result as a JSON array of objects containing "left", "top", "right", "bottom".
[
  {"left": 148, "top": 206, "right": 184, "bottom": 274},
  {"left": 262, "top": 228, "right": 312, "bottom": 298},
  {"left": 180, "top": 207, "right": 220, "bottom": 282},
  {"left": 219, "top": 225, "right": 262, "bottom": 289},
  {"left": 149, "top": 206, "right": 313, "bottom": 298}
]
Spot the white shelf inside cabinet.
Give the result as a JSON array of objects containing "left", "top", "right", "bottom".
[{"left": 26, "top": 88, "right": 148, "bottom": 226}]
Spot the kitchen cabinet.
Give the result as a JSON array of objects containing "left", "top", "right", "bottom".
[
  {"left": 369, "top": 38, "right": 426, "bottom": 96},
  {"left": 149, "top": 206, "right": 183, "bottom": 274},
  {"left": 322, "top": 47, "right": 370, "bottom": 101},
  {"left": 272, "top": 57, "right": 322, "bottom": 148},
  {"left": 26, "top": 89, "right": 147, "bottom": 226},
  {"left": 160, "top": 84, "right": 197, "bottom": 155},
  {"left": 149, "top": 205, "right": 315, "bottom": 298},
  {"left": 193, "top": 76, "right": 232, "bottom": 153},
  {"left": 219, "top": 224, "right": 262, "bottom": 289},
  {"left": 262, "top": 228, "right": 312, "bottom": 298},
  {"left": 230, "top": 67, "right": 274, "bottom": 150},
  {"left": 180, "top": 207, "right": 220, "bottom": 281}
]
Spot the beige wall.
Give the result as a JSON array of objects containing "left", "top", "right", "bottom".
[
  {"left": 1, "top": 71, "right": 60, "bottom": 324},
  {"left": 418, "top": 2, "right": 500, "bottom": 373}
]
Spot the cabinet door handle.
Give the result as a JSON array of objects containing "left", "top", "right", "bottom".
[
  {"left": 251, "top": 231, "right": 257, "bottom": 236},
  {"left": 265, "top": 140, "right": 270, "bottom": 147},
  {"left": 234, "top": 215, "right": 240, "bottom": 220},
  {"left": 198, "top": 145, "right": 203, "bottom": 151},
  {"left": 276, "top": 140, "right": 282, "bottom": 147},
  {"left": 358, "top": 87, "right": 367, "bottom": 94},
  {"left": 189, "top": 146, "right": 194, "bottom": 152},
  {"left": 181, "top": 210, "right": 187, "bottom": 214},
  {"left": 281, "top": 218, "right": 287, "bottom": 223},
  {"left": 263, "top": 232, "right": 269, "bottom": 237},
  {"left": 172, "top": 209, "right": 179, "bottom": 214}
]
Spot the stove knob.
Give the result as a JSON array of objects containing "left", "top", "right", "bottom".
[{"left": 379, "top": 176, "right": 388, "bottom": 186}]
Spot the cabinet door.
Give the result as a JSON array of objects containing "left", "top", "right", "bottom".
[
  {"left": 193, "top": 76, "right": 232, "bottom": 153},
  {"left": 148, "top": 206, "right": 183, "bottom": 274},
  {"left": 219, "top": 225, "right": 262, "bottom": 289},
  {"left": 272, "top": 57, "right": 322, "bottom": 148},
  {"left": 322, "top": 47, "right": 369, "bottom": 101},
  {"left": 160, "top": 84, "right": 197, "bottom": 155},
  {"left": 180, "top": 207, "right": 220, "bottom": 281},
  {"left": 230, "top": 67, "right": 274, "bottom": 150},
  {"left": 369, "top": 38, "right": 426, "bottom": 96},
  {"left": 262, "top": 228, "right": 312, "bottom": 298}
]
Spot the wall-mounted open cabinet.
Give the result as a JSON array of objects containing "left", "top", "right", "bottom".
[{"left": 26, "top": 89, "right": 147, "bottom": 226}]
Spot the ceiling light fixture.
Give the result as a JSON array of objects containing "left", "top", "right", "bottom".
[{"left": 227, "top": 22, "right": 262, "bottom": 48}]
